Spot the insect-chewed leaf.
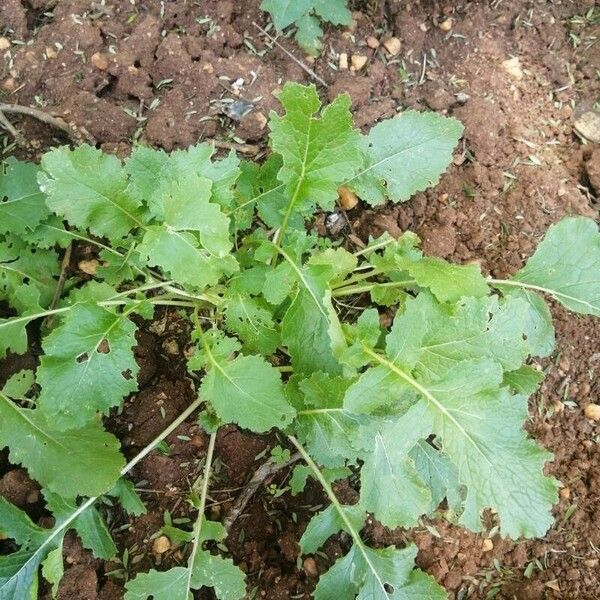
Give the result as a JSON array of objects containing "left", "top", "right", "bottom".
[
  {"left": 300, "top": 504, "right": 364, "bottom": 554},
  {"left": 37, "top": 303, "right": 139, "bottom": 429},
  {"left": 0, "top": 158, "right": 50, "bottom": 235},
  {"left": 200, "top": 353, "right": 295, "bottom": 433},
  {"left": 360, "top": 420, "right": 431, "bottom": 528},
  {"left": 511, "top": 216, "right": 600, "bottom": 317},
  {"left": 39, "top": 145, "right": 145, "bottom": 240},
  {"left": 0, "top": 391, "right": 124, "bottom": 497},
  {"left": 269, "top": 83, "right": 361, "bottom": 224},
  {"left": 349, "top": 110, "right": 463, "bottom": 205},
  {"left": 223, "top": 293, "right": 280, "bottom": 355}
]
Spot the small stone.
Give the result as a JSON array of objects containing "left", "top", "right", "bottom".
[
  {"left": 163, "top": 339, "right": 179, "bottom": 356},
  {"left": 305, "top": 55, "right": 316, "bottom": 64},
  {"left": 382, "top": 36, "right": 401, "bottom": 56},
  {"left": 502, "top": 56, "right": 523, "bottom": 80},
  {"left": 351, "top": 54, "right": 368, "bottom": 71},
  {"left": 482, "top": 539, "right": 494, "bottom": 552},
  {"left": 45, "top": 46, "right": 57, "bottom": 59},
  {"left": 303, "top": 557, "right": 319, "bottom": 577},
  {"left": 0, "top": 38, "right": 10, "bottom": 51},
  {"left": 584, "top": 558, "right": 599, "bottom": 568},
  {"left": 26, "top": 489, "right": 40, "bottom": 504},
  {"left": 366, "top": 36, "right": 379, "bottom": 49},
  {"left": 152, "top": 535, "right": 171, "bottom": 554},
  {"left": 91, "top": 52, "right": 109, "bottom": 71},
  {"left": 339, "top": 52, "right": 348, "bottom": 70},
  {"left": 545, "top": 580, "right": 560, "bottom": 592},
  {"left": 78, "top": 259, "right": 99, "bottom": 275},
  {"left": 419, "top": 22, "right": 429, "bottom": 32},
  {"left": 338, "top": 185, "right": 358, "bottom": 210},
  {"left": 574, "top": 110, "right": 600, "bottom": 143},
  {"left": 255, "top": 111, "right": 268, "bottom": 129},
  {"left": 202, "top": 62, "right": 214, "bottom": 74},
  {"left": 455, "top": 92, "right": 469, "bottom": 104},
  {"left": 584, "top": 403, "right": 600, "bottom": 421},
  {"left": 438, "top": 18, "right": 453, "bottom": 31},
  {"left": 560, "top": 486, "right": 571, "bottom": 500},
  {"left": 2, "top": 77, "right": 16, "bottom": 92}
]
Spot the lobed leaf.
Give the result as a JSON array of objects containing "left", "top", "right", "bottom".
[{"left": 349, "top": 111, "right": 463, "bottom": 205}]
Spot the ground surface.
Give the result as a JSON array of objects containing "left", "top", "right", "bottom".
[{"left": 1, "top": 1, "right": 599, "bottom": 599}]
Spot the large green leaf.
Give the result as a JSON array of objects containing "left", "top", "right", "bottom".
[
  {"left": 39, "top": 145, "right": 145, "bottom": 240},
  {"left": 0, "top": 158, "right": 49, "bottom": 235},
  {"left": 37, "top": 303, "right": 139, "bottom": 429},
  {"left": 349, "top": 111, "right": 463, "bottom": 205},
  {"left": 269, "top": 83, "right": 361, "bottom": 227},
  {"left": 510, "top": 216, "right": 600, "bottom": 316},
  {"left": 360, "top": 354, "right": 559, "bottom": 538},
  {"left": 0, "top": 391, "right": 124, "bottom": 497}
]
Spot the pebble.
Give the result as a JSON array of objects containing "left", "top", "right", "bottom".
[
  {"left": 559, "top": 486, "right": 571, "bottom": 500},
  {"left": 502, "top": 56, "right": 523, "bottom": 80},
  {"left": 438, "top": 18, "right": 453, "bottom": 31},
  {"left": 0, "top": 38, "right": 10, "bottom": 51},
  {"left": 45, "top": 46, "right": 57, "bottom": 59},
  {"left": 455, "top": 92, "right": 469, "bottom": 104},
  {"left": 303, "top": 557, "right": 319, "bottom": 577},
  {"left": 91, "top": 52, "right": 109, "bottom": 71},
  {"left": 584, "top": 403, "right": 600, "bottom": 421},
  {"left": 338, "top": 185, "right": 358, "bottom": 210},
  {"left": 482, "top": 539, "right": 494, "bottom": 552},
  {"left": 339, "top": 52, "right": 348, "bottom": 70},
  {"left": 584, "top": 558, "right": 599, "bottom": 568},
  {"left": 351, "top": 54, "right": 368, "bottom": 71},
  {"left": 366, "top": 36, "right": 379, "bottom": 49},
  {"left": 152, "top": 535, "right": 171, "bottom": 554},
  {"left": 78, "top": 259, "right": 99, "bottom": 275},
  {"left": 383, "top": 36, "right": 401, "bottom": 56},
  {"left": 574, "top": 110, "right": 600, "bottom": 143}
]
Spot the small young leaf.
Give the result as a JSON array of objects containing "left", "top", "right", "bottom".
[
  {"left": 300, "top": 504, "right": 364, "bottom": 554},
  {"left": 109, "top": 478, "right": 146, "bottom": 516}
]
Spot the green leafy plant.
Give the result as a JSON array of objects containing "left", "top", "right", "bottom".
[
  {"left": 1, "top": 82, "right": 599, "bottom": 599},
  {"left": 260, "top": 0, "right": 352, "bottom": 55}
]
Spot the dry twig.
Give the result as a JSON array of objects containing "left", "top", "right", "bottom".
[
  {"left": 252, "top": 22, "right": 328, "bottom": 88},
  {"left": 0, "top": 102, "right": 96, "bottom": 145},
  {"left": 224, "top": 451, "right": 302, "bottom": 532}
]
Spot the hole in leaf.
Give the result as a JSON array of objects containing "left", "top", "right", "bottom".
[
  {"left": 76, "top": 352, "right": 89, "bottom": 363},
  {"left": 98, "top": 339, "right": 110, "bottom": 354},
  {"left": 122, "top": 369, "right": 133, "bottom": 380}
]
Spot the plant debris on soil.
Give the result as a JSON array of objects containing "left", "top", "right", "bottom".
[{"left": 1, "top": 1, "right": 599, "bottom": 599}]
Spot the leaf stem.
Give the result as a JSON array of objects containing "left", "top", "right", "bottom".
[
  {"left": 353, "top": 237, "right": 396, "bottom": 257},
  {"left": 186, "top": 430, "right": 218, "bottom": 591},
  {"left": 287, "top": 436, "right": 363, "bottom": 549},
  {"left": 333, "top": 267, "right": 383, "bottom": 289},
  {"left": 333, "top": 279, "right": 416, "bottom": 298},
  {"left": 489, "top": 277, "right": 596, "bottom": 313}
]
